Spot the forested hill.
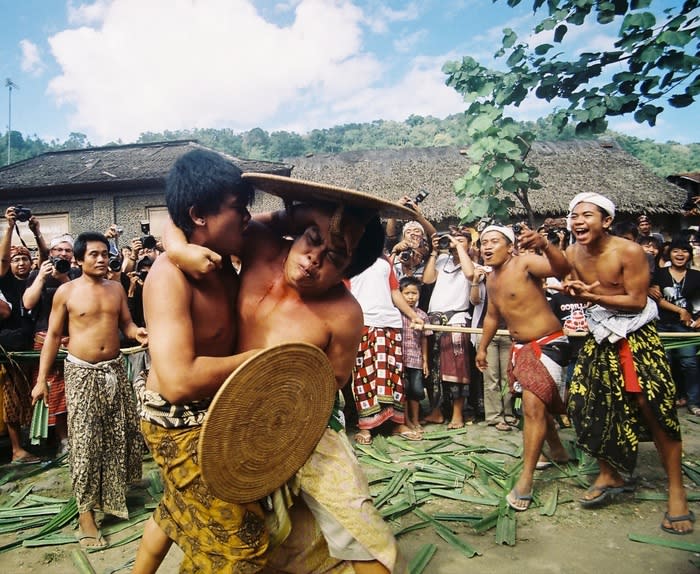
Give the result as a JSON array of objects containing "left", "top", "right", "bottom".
[{"left": 2, "top": 114, "right": 699, "bottom": 178}]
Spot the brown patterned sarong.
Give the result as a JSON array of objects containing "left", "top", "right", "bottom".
[
  {"left": 352, "top": 326, "right": 405, "bottom": 430},
  {"left": 1, "top": 364, "right": 32, "bottom": 426},
  {"left": 141, "top": 419, "right": 269, "bottom": 573},
  {"left": 63, "top": 354, "right": 142, "bottom": 518}
]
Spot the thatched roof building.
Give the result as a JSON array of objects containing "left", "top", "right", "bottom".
[
  {"left": 0, "top": 140, "right": 291, "bottom": 194},
  {"left": 284, "top": 140, "right": 686, "bottom": 223}
]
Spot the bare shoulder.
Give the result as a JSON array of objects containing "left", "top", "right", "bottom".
[
  {"left": 613, "top": 236, "right": 645, "bottom": 259},
  {"left": 331, "top": 285, "right": 363, "bottom": 324},
  {"left": 241, "top": 220, "right": 286, "bottom": 265}
]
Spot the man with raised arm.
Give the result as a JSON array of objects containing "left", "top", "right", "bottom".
[
  {"left": 475, "top": 224, "right": 572, "bottom": 511},
  {"left": 564, "top": 192, "right": 692, "bottom": 535}
]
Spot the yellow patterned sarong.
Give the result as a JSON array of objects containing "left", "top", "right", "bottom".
[{"left": 141, "top": 420, "right": 269, "bottom": 573}]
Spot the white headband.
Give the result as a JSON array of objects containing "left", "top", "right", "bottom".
[
  {"left": 402, "top": 221, "right": 424, "bottom": 236},
  {"left": 50, "top": 234, "right": 74, "bottom": 249},
  {"left": 480, "top": 225, "right": 515, "bottom": 244},
  {"left": 568, "top": 192, "right": 615, "bottom": 219}
]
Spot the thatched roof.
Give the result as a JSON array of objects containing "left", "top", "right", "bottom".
[
  {"left": 284, "top": 140, "right": 686, "bottom": 221},
  {"left": 0, "top": 140, "right": 291, "bottom": 194}
]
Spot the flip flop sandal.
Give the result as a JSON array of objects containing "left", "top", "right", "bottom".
[
  {"left": 579, "top": 485, "right": 625, "bottom": 508},
  {"left": 506, "top": 488, "right": 533, "bottom": 511},
  {"left": 661, "top": 510, "right": 696, "bottom": 535}
]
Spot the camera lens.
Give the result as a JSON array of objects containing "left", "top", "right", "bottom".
[
  {"left": 438, "top": 236, "right": 451, "bottom": 250},
  {"left": 108, "top": 257, "right": 122, "bottom": 272},
  {"left": 52, "top": 257, "right": 71, "bottom": 274},
  {"left": 141, "top": 235, "right": 157, "bottom": 250},
  {"left": 399, "top": 250, "right": 412, "bottom": 262}
]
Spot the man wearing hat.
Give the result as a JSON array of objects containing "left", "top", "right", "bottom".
[
  {"left": 22, "top": 232, "right": 80, "bottom": 457},
  {"left": 134, "top": 162, "right": 409, "bottom": 572},
  {"left": 636, "top": 213, "right": 664, "bottom": 244},
  {"left": 565, "top": 193, "right": 692, "bottom": 534},
  {"left": 0, "top": 206, "right": 48, "bottom": 463},
  {"left": 475, "top": 224, "right": 572, "bottom": 511}
]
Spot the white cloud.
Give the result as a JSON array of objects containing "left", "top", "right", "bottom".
[
  {"left": 67, "top": 0, "right": 111, "bottom": 25},
  {"left": 365, "top": 2, "right": 420, "bottom": 34},
  {"left": 19, "top": 40, "right": 45, "bottom": 76},
  {"left": 48, "top": 0, "right": 387, "bottom": 143},
  {"left": 393, "top": 29, "right": 427, "bottom": 54}
]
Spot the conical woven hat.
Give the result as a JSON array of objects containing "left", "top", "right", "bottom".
[
  {"left": 242, "top": 172, "right": 417, "bottom": 220},
  {"left": 198, "top": 342, "right": 337, "bottom": 503}
]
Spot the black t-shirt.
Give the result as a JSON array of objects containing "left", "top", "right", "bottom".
[
  {"left": 0, "top": 270, "right": 34, "bottom": 350},
  {"left": 26, "top": 267, "right": 82, "bottom": 333},
  {"left": 652, "top": 267, "right": 700, "bottom": 323},
  {"left": 548, "top": 291, "right": 589, "bottom": 355}
]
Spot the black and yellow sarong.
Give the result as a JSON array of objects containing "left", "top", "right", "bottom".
[{"left": 568, "top": 322, "right": 680, "bottom": 474}]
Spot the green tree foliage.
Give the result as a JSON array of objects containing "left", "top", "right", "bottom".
[{"left": 443, "top": 0, "right": 699, "bottom": 223}]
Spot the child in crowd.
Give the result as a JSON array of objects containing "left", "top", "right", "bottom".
[{"left": 399, "top": 276, "right": 432, "bottom": 432}]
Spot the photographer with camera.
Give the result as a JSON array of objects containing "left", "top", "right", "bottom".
[
  {"left": 122, "top": 221, "right": 159, "bottom": 276},
  {"left": 386, "top": 194, "right": 436, "bottom": 280},
  {"left": 22, "top": 234, "right": 81, "bottom": 456},
  {"left": 0, "top": 206, "right": 50, "bottom": 463},
  {"left": 423, "top": 226, "right": 476, "bottom": 429}
]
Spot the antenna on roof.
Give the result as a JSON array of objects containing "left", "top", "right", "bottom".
[{"left": 5, "top": 78, "right": 19, "bottom": 166}]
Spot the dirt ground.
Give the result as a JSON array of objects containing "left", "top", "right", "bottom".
[{"left": 1, "top": 413, "right": 699, "bottom": 574}]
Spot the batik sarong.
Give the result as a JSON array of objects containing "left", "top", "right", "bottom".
[
  {"left": 508, "top": 331, "right": 569, "bottom": 415},
  {"left": 63, "top": 353, "right": 142, "bottom": 518},
  {"left": 568, "top": 322, "right": 680, "bottom": 474},
  {"left": 139, "top": 377, "right": 269, "bottom": 574},
  {"left": 33, "top": 332, "right": 68, "bottom": 426},
  {"left": 1, "top": 364, "right": 32, "bottom": 426},
  {"left": 352, "top": 326, "right": 405, "bottom": 429}
]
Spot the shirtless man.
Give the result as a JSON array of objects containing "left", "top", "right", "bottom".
[
  {"left": 31, "top": 232, "right": 147, "bottom": 548},
  {"left": 564, "top": 192, "right": 692, "bottom": 535},
  {"left": 133, "top": 149, "right": 269, "bottom": 573},
  {"left": 475, "top": 225, "right": 571, "bottom": 511}
]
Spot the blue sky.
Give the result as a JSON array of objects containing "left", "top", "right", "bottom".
[{"left": 0, "top": 0, "right": 696, "bottom": 146}]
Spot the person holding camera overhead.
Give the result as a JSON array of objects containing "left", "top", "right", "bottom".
[
  {"left": 0, "top": 206, "right": 49, "bottom": 463},
  {"left": 386, "top": 193, "right": 436, "bottom": 281},
  {"left": 22, "top": 233, "right": 81, "bottom": 457},
  {"left": 423, "top": 226, "right": 476, "bottom": 429}
]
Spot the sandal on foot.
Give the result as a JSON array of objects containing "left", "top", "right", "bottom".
[
  {"left": 447, "top": 421, "right": 465, "bottom": 430},
  {"left": 353, "top": 432, "right": 373, "bottom": 446},
  {"left": 506, "top": 488, "right": 533, "bottom": 511},
  {"left": 494, "top": 421, "right": 512, "bottom": 432},
  {"left": 77, "top": 529, "right": 108, "bottom": 549},
  {"left": 688, "top": 406, "right": 700, "bottom": 416},
  {"left": 661, "top": 510, "right": 695, "bottom": 535},
  {"left": 579, "top": 485, "right": 625, "bottom": 508}
]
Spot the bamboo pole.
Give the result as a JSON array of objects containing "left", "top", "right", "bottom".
[{"left": 420, "top": 324, "right": 700, "bottom": 338}]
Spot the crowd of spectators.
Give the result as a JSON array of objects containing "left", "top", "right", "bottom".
[{"left": 0, "top": 206, "right": 158, "bottom": 462}]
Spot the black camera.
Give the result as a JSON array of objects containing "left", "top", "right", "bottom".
[
  {"left": 437, "top": 233, "right": 451, "bottom": 250},
  {"left": 137, "top": 269, "right": 149, "bottom": 282},
  {"left": 14, "top": 205, "right": 32, "bottom": 222},
  {"left": 51, "top": 257, "right": 71, "bottom": 274},
  {"left": 399, "top": 249, "right": 413, "bottom": 263},
  {"left": 512, "top": 223, "right": 523, "bottom": 236},
  {"left": 414, "top": 189, "right": 430, "bottom": 204},
  {"left": 108, "top": 256, "right": 122, "bottom": 272},
  {"left": 140, "top": 220, "right": 156, "bottom": 250}
]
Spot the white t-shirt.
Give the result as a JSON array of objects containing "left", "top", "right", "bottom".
[
  {"left": 349, "top": 258, "right": 402, "bottom": 328},
  {"left": 428, "top": 254, "right": 471, "bottom": 325}
]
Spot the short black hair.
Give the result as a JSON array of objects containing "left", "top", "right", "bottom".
[
  {"left": 166, "top": 149, "right": 254, "bottom": 238},
  {"left": 399, "top": 276, "right": 422, "bottom": 291},
  {"left": 612, "top": 221, "right": 638, "bottom": 240},
  {"left": 74, "top": 232, "right": 109, "bottom": 261},
  {"left": 669, "top": 237, "right": 692, "bottom": 254}
]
